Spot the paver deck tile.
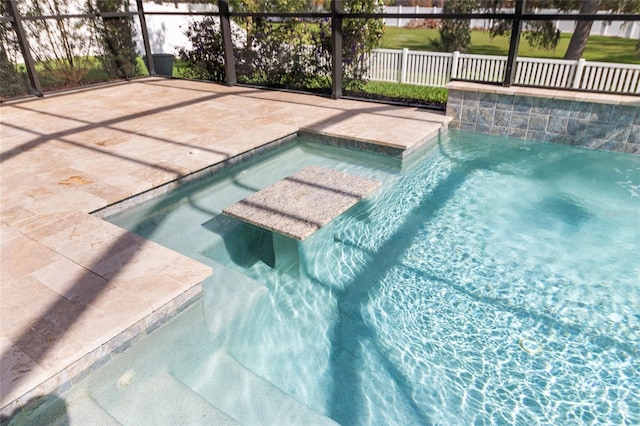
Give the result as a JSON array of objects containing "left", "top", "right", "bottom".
[{"left": 0, "top": 77, "right": 449, "bottom": 414}]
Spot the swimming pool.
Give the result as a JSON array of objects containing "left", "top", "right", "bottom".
[{"left": 43, "top": 131, "right": 640, "bottom": 424}]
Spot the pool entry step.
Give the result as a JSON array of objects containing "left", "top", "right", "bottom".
[{"left": 223, "top": 166, "right": 381, "bottom": 241}]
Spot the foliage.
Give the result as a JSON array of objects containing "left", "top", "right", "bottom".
[
  {"left": 237, "top": 17, "right": 328, "bottom": 88},
  {"left": 339, "top": 0, "right": 385, "bottom": 87},
  {"left": 1, "top": 3, "right": 29, "bottom": 98},
  {"left": 486, "top": 0, "right": 640, "bottom": 60},
  {"left": 178, "top": 17, "right": 238, "bottom": 82},
  {"left": 20, "top": 0, "right": 97, "bottom": 89},
  {"left": 229, "top": 0, "right": 312, "bottom": 13},
  {"left": 88, "top": 0, "right": 139, "bottom": 79},
  {"left": 437, "top": 0, "right": 476, "bottom": 52},
  {"left": 179, "top": 0, "right": 384, "bottom": 91},
  {"left": 381, "top": 27, "right": 640, "bottom": 64}
]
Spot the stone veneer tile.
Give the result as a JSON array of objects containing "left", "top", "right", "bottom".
[
  {"left": 447, "top": 89, "right": 463, "bottom": 105},
  {"left": 446, "top": 104, "right": 461, "bottom": 119},
  {"left": 476, "top": 122, "right": 491, "bottom": 133},
  {"left": 567, "top": 118, "right": 589, "bottom": 135},
  {"left": 460, "top": 121, "right": 476, "bottom": 131},
  {"left": 528, "top": 114, "right": 548, "bottom": 133},
  {"left": 602, "top": 139, "right": 623, "bottom": 152},
  {"left": 477, "top": 107, "right": 495, "bottom": 128},
  {"left": 107, "top": 322, "right": 147, "bottom": 355},
  {"left": 586, "top": 121, "right": 610, "bottom": 142},
  {"left": 586, "top": 138, "right": 607, "bottom": 150},
  {"left": 513, "top": 96, "right": 533, "bottom": 113},
  {"left": 510, "top": 112, "right": 529, "bottom": 130},
  {"left": 570, "top": 101, "right": 592, "bottom": 119},
  {"left": 65, "top": 344, "right": 111, "bottom": 385},
  {"left": 628, "top": 124, "right": 640, "bottom": 144},
  {"left": 567, "top": 118, "right": 589, "bottom": 145},
  {"left": 493, "top": 109, "right": 512, "bottom": 128},
  {"left": 448, "top": 84, "right": 638, "bottom": 152},
  {"left": 590, "top": 103, "right": 614, "bottom": 123},
  {"left": 623, "top": 142, "right": 640, "bottom": 154},
  {"left": 463, "top": 90, "right": 480, "bottom": 101},
  {"left": 611, "top": 105, "right": 637, "bottom": 126},
  {"left": 461, "top": 105, "right": 478, "bottom": 122},
  {"left": 606, "top": 126, "right": 631, "bottom": 145},
  {"left": 144, "top": 302, "right": 177, "bottom": 335},
  {"left": 526, "top": 130, "right": 545, "bottom": 142},
  {"left": 490, "top": 126, "right": 510, "bottom": 136},
  {"left": 494, "top": 94, "right": 514, "bottom": 111},
  {"left": 544, "top": 132, "right": 564, "bottom": 143},
  {"left": 509, "top": 128, "right": 526, "bottom": 138},
  {"left": 552, "top": 99, "right": 573, "bottom": 117},
  {"left": 479, "top": 92, "right": 498, "bottom": 108},
  {"left": 547, "top": 116, "right": 568, "bottom": 134},
  {"left": 173, "top": 285, "right": 203, "bottom": 313},
  {"left": 531, "top": 97, "right": 552, "bottom": 115}
]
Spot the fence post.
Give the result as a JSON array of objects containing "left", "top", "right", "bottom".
[
  {"left": 451, "top": 51, "right": 460, "bottom": 80},
  {"left": 397, "top": 5, "right": 402, "bottom": 27},
  {"left": 400, "top": 48, "right": 409, "bottom": 84},
  {"left": 573, "top": 58, "right": 586, "bottom": 89}
]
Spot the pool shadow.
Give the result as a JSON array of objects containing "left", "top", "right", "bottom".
[
  {"left": 323, "top": 134, "right": 499, "bottom": 423},
  {"left": 1, "top": 395, "right": 69, "bottom": 426}
]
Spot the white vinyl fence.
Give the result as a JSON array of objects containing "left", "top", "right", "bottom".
[{"left": 366, "top": 48, "right": 640, "bottom": 95}]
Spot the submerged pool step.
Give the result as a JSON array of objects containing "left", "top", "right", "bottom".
[
  {"left": 64, "top": 391, "right": 121, "bottom": 425},
  {"left": 90, "top": 371, "right": 239, "bottom": 425},
  {"left": 203, "top": 263, "right": 269, "bottom": 339},
  {"left": 175, "top": 351, "right": 338, "bottom": 426},
  {"left": 5, "top": 392, "right": 121, "bottom": 426}
]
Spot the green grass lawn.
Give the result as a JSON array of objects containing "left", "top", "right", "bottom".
[{"left": 381, "top": 27, "right": 640, "bottom": 64}]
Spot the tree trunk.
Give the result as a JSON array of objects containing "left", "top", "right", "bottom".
[{"left": 563, "top": 0, "right": 601, "bottom": 60}]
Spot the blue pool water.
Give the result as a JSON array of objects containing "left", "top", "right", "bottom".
[{"left": 73, "top": 131, "right": 639, "bottom": 424}]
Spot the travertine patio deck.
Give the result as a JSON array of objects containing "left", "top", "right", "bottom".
[{"left": 0, "top": 77, "right": 450, "bottom": 416}]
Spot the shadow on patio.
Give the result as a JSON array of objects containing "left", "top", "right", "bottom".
[{"left": 0, "top": 77, "right": 449, "bottom": 418}]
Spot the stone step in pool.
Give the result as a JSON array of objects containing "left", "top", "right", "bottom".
[{"left": 223, "top": 166, "right": 381, "bottom": 241}]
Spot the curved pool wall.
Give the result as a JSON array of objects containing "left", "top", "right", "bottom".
[
  {"left": 446, "top": 81, "right": 640, "bottom": 154},
  {"left": 23, "top": 130, "right": 639, "bottom": 424}
]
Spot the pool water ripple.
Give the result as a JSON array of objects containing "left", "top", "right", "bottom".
[{"left": 97, "top": 131, "right": 640, "bottom": 425}]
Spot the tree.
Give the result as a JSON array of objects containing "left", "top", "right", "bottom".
[
  {"left": 488, "top": 0, "right": 640, "bottom": 60},
  {"left": 179, "top": 0, "right": 384, "bottom": 91},
  {"left": 20, "top": 0, "right": 96, "bottom": 88},
  {"left": 89, "top": 0, "right": 139, "bottom": 79},
  {"left": 0, "top": 1, "right": 28, "bottom": 98},
  {"left": 444, "top": 0, "right": 640, "bottom": 63},
  {"left": 438, "top": 0, "right": 477, "bottom": 52},
  {"left": 563, "top": 0, "right": 600, "bottom": 60}
]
